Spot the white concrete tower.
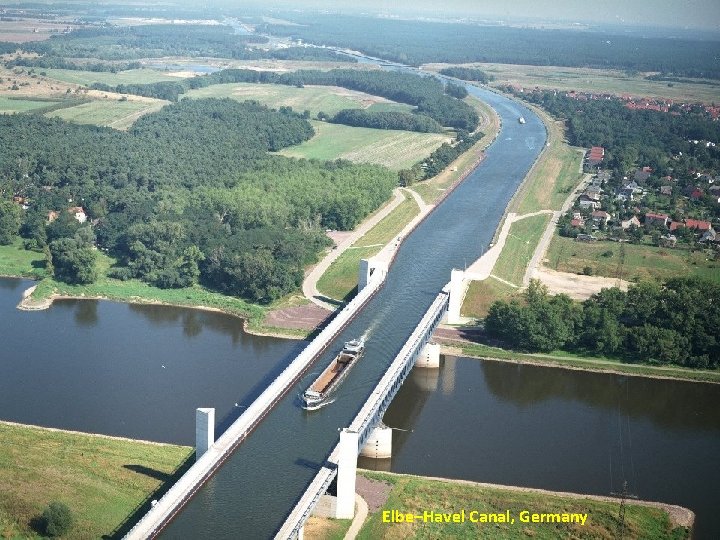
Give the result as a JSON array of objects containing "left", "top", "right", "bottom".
[
  {"left": 195, "top": 407, "right": 215, "bottom": 461},
  {"left": 335, "top": 428, "right": 359, "bottom": 519}
]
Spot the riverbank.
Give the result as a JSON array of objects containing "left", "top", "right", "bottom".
[
  {"left": 0, "top": 421, "right": 192, "bottom": 539},
  {"left": 436, "top": 339, "right": 720, "bottom": 384},
  {"left": 306, "top": 470, "right": 692, "bottom": 539}
]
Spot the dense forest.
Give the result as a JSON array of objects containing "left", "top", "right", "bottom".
[
  {"left": 90, "top": 67, "right": 480, "bottom": 131},
  {"left": 0, "top": 99, "right": 397, "bottom": 302},
  {"left": 261, "top": 14, "right": 720, "bottom": 79},
  {"left": 485, "top": 279, "right": 719, "bottom": 369}
]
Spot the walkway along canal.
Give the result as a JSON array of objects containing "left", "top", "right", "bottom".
[{"left": 160, "top": 85, "right": 550, "bottom": 538}]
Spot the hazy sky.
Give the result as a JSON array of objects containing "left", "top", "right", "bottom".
[{"left": 258, "top": 0, "right": 720, "bottom": 30}]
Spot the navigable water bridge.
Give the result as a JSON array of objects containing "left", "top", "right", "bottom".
[{"left": 125, "top": 81, "right": 547, "bottom": 539}]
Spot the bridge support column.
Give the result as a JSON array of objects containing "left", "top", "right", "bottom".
[
  {"left": 416, "top": 342, "right": 440, "bottom": 368},
  {"left": 445, "top": 269, "right": 466, "bottom": 324},
  {"left": 335, "top": 428, "right": 359, "bottom": 519},
  {"left": 195, "top": 408, "right": 215, "bottom": 461},
  {"left": 360, "top": 423, "right": 392, "bottom": 459},
  {"left": 358, "top": 258, "right": 387, "bottom": 291}
]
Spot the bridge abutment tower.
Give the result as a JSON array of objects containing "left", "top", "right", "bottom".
[
  {"left": 335, "top": 429, "right": 359, "bottom": 519},
  {"left": 445, "top": 269, "right": 466, "bottom": 324},
  {"left": 358, "top": 258, "right": 388, "bottom": 291},
  {"left": 195, "top": 408, "right": 215, "bottom": 461}
]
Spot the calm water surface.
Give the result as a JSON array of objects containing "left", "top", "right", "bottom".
[{"left": 0, "top": 278, "right": 300, "bottom": 445}]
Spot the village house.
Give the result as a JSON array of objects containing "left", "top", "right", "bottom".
[
  {"left": 660, "top": 185, "right": 673, "bottom": 196},
  {"left": 591, "top": 210, "right": 611, "bottom": 225},
  {"left": 645, "top": 212, "right": 670, "bottom": 227},
  {"left": 670, "top": 219, "right": 714, "bottom": 235},
  {"left": 47, "top": 207, "right": 87, "bottom": 224},
  {"left": 621, "top": 216, "right": 641, "bottom": 229},
  {"left": 634, "top": 168, "right": 652, "bottom": 184},
  {"left": 578, "top": 196, "right": 600, "bottom": 210}
]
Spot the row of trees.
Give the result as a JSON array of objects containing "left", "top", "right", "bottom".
[
  {"left": 485, "top": 279, "right": 719, "bottom": 369},
  {"left": 330, "top": 109, "right": 442, "bottom": 133},
  {"left": 2, "top": 99, "right": 398, "bottom": 302},
  {"left": 399, "top": 130, "right": 484, "bottom": 185},
  {"left": 439, "top": 67, "right": 494, "bottom": 84}
]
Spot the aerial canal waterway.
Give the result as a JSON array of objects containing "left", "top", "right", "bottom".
[{"left": 1, "top": 82, "right": 717, "bottom": 538}]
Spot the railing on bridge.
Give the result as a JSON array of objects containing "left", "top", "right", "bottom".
[
  {"left": 274, "top": 286, "right": 450, "bottom": 540},
  {"left": 123, "top": 272, "right": 386, "bottom": 540}
]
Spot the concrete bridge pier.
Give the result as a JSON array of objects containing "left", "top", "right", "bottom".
[
  {"left": 360, "top": 423, "right": 393, "bottom": 459},
  {"left": 335, "top": 429, "right": 359, "bottom": 519},
  {"left": 358, "top": 258, "right": 388, "bottom": 291},
  {"left": 415, "top": 342, "right": 440, "bottom": 368},
  {"left": 195, "top": 408, "right": 215, "bottom": 461}
]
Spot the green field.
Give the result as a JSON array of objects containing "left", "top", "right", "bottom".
[
  {"left": 41, "top": 68, "right": 179, "bottom": 87},
  {"left": 546, "top": 235, "right": 720, "bottom": 283},
  {"left": 0, "top": 239, "right": 46, "bottom": 279},
  {"left": 0, "top": 96, "right": 59, "bottom": 113},
  {"left": 316, "top": 193, "right": 420, "bottom": 300},
  {"left": 461, "top": 277, "right": 519, "bottom": 319},
  {"left": 0, "top": 422, "right": 191, "bottom": 539},
  {"left": 492, "top": 214, "right": 552, "bottom": 286},
  {"left": 426, "top": 62, "right": 720, "bottom": 104},
  {"left": 356, "top": 471, "right": 689, "bottom": 540},
  {"left": 184, "top": 82, "right": 412, "bottom": 117},
  {"left": 279, "top": 121, "right": 449, "bottom": 170},
  {"left": 46, "top": 98, "right": 167, "bottom": 129}
]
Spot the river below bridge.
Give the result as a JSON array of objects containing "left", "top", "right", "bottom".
[
  {"left": 1, "top": 81, "right": 718, "bottom": 538},
  {"left": 1, "top": 280, "right": 718, "bottom": 537}
]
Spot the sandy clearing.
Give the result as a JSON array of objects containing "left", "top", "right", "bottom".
[{"left": 533, "top": 267, "right": 630, "bottom": 299}]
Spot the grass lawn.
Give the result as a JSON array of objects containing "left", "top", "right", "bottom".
[
  {"left": 492, "top": 214, "right": 552, "bottom": 286},
  {"left": 304, "top": 516, "right": 353, "bottom": 540},
  {"left": 511, "top": 108, "right": 584, "bottom": 214},
  {"left": 0, "top": 96, "right": 59, "bottom": 113},
  {"left": 279, "top": 121, "right": 449, "bottom": 171},
  {"left": 40, "top": 68, "right": 178, "bottom": 87},
  {"left": 0, "top": 422, "right": 192, "bottom": 539},
  {"left": 0, "top": 239, "right": 46, "bottom": 279},
  {"left": 448, "top": 342, "right": 720, "bottom": 384},
  {"left": 461, "top": 277, "right": 519, "bottom": 319},
  {"left": 356, "top": 471, "right": 689, "bottom": 540},
  {"left": 545, "top": 235, "right": 720, "bottom": 283},
  {"left": 46, "top": 98, "right": 167, "bottom": 129},
  {"left": 317, "top": 193, "right": 420, "bottom": 300},
  {"left": 184, "top": 82, "right": 406, "bottom": 117}
]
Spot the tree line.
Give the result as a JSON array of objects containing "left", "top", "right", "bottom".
[
  {"left": 485, "top": 279, "right": 719, "bottom": 369},
  {"left": 330, "top": 109, "right": 442, "bottom": 133},
  {"left": 0, "top": 99, "right": 397, "bottom": 302},
  {"left": 439, "top": 67, "right": 494, "bottom": 84}
]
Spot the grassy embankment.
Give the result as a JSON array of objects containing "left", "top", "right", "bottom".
[
  {"left": 462, "top": 105, "right": 584, "bottom": 318},
  {"left": 546, "top": 235, "right": 720, "bottom": 284},
  {"left": 444, "top": 342, "right": 720, "bottom": 384},
  {"left": 316, "top": 192, "right": 420, "bottom": 301},
  {"left": 0, "top": 422, "right": 192, "bottom": 539},
  {"left": 352, "top": 471, "right": 689, "bottom": 540},
  {"left": 424, "top": 61, "right": 720, "bottom": 104}
]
